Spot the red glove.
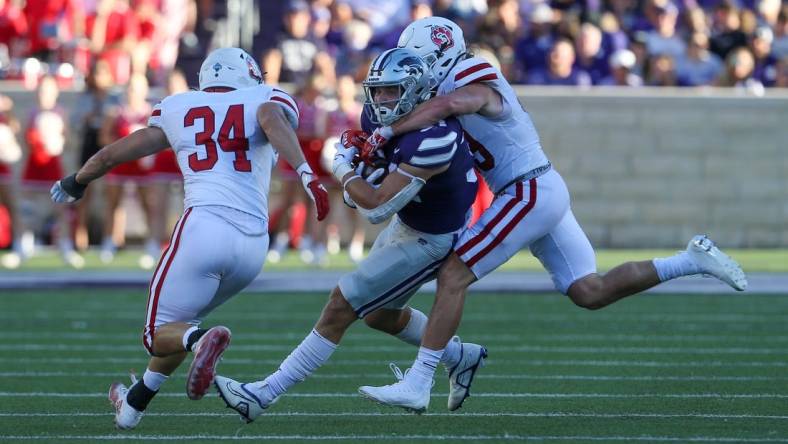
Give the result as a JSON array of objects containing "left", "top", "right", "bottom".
[
  {"left": 360, "top": 126, "right": 393, "bottom": 161},
  {"left": 340, "top": 129, "right": 368, "bottom": 150},
  {"left": 297, "top": 163, "right": 330, "bottom": 221}
]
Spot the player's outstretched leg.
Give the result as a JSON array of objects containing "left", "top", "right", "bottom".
[
  {"left": 215, "top": 287, "right": 353, "bottom": 423},
  {"left": 186, "top": 325, "right": 232, "bottom": 400}
]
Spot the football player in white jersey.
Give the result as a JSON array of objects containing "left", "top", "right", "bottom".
[
  {"left": 357, "top": 17, "right": 748, "bottom": 412},
  {"left": 50, "top": 47, "right": 329, "bottom": 429}
]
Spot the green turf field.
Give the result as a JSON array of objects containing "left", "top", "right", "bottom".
[
  {"left": 4, "top": 247, "right": 788, "bottom": 272},
  {"left": 1, "top": 289, "right": 786, "bottom": 443}
]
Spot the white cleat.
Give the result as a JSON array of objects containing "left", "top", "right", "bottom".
[
  {"left": 186, "top": 326, "right": 232, "bottom": 400},
  {"left": 687, "top": 235, "right": 748, "bottom": 291},
  {"left": 358, "top": 364, "right": 430, "bottom": 414},
  {"left": 214, "top": 375, "right": 277, "bottom": 423},
  {"left": 446, "top": 336, "right": 487, "bottom": 411},
  {"left": 108, "top": 374, "right": 143, "bottom": 430}
]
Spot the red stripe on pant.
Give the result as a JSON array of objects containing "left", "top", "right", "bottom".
[
  {"left": 455, "top": 181, "right": 524, "bottom": 257},
  {"left": 465, "top": 178, "right": 537, "bottom": 268},
  {"left": 142, "top": 207, "right": 193, "bottom": 354}
]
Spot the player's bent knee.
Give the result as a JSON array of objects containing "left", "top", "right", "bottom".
[
  {"left": 437, "top": 254, "right": 475, "bottom": 294},
  {"left": 567, "top": 274, "right": 606, "bottom": 310},
  {"left": 320, "top": 288, "right": 358, "bottom": 326},
  {"left": 363, "top": 309, "right": 404, "bottom": 334}
]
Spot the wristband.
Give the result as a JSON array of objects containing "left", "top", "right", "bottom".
[
  {"left": 296, "top": 162, "right": 314, "bottom": 177},
  {"left": 332, "top": 160, "right": 354, "bottom": 182}
]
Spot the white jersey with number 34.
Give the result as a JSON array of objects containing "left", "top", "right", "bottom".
[
  {"left": 437, "top": 56, "right": 549, "bottom": 194},
  {"left": 148, "top": 85, "right": 299, "bottom": 220}
]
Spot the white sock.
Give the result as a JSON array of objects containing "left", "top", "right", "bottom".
[
  {"left": 394, "top": 309, "right": 461, "bottom": 369},
  {"left": 259, "top": 329, "right": 337, "bottom": 403},
  {"left": 142, "top": 369, "right": 168, "bottom": 391},
  {"left": 182, "top": 326, "right": 199, "bottom": 351},
  {"left": 653, "top": 251, "right": 701, "bottom": 282},
  {"left": 394, "top": 308, "right": 428, "bottom": 346},
  {"left": 405, "top": 347, "right": 442, "bottom": 390}
]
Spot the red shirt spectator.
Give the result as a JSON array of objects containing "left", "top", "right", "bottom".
[
  {"left": 23, "top": 0, "right": 83, "bottom": 56},
  {"left": 86, "top": 0, "right": 140, "bottom": 84},
  {"left": 0, "top": 0, "right": 27, "bottom": 53}
]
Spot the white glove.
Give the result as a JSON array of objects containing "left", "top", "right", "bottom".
[{"left": 332, "top": 141, "right": 357, "bottom": 182}]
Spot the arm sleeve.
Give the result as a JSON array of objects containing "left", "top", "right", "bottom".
[{"left": 269, "top": 89, "right": 300, "bottom": 130}]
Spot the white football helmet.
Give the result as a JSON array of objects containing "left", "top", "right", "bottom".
[
  {"left": 198, "top": 47, "right": 263, "bottom": 91},
  {"left": 397, "top": 16, "right": 467, "bottom": 88}
]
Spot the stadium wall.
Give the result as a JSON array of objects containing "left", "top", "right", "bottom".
[
  {"left": 518, "top": 87, "right": 788, "bottom": 248},
  {"left": 2, "top": 84, "right": 786, "bottom": 248}
]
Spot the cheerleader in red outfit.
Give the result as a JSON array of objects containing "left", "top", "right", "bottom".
[
  {"left": 100, "top": 74, "right": 156, "bottom": 266},
  {"left": 147, "top": 69, "right": 187, "bottom": 261},
  {"left": 0, "top": 95, "right": 22, "bottom": 269},
  {"left": 323, "top": 75, "right": 366, "bottom": 263},
  {"left": 19, "top": 76, "right": 83, "bottom": 267},
  {"left": 267, "top": 74, "right": 329, "bottom": 264}
]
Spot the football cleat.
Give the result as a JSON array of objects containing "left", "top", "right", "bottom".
[
  {"left": 446, "top": 336, "right": 487, "bottom": 411},
  {"left": 687, "top": 235, "right": 748, "bottom": 291},
  {"left": 214, "top": 375, "right": 277, "bottom": 423},
  {"left": 358, "top": 364, "right": 430, "bottom": 414},
  {"left": 108, "top": 374, "right": 143, "bottom": 430},
  {"left": 186, "top": 326, "right": 232, "bottom": 400}
]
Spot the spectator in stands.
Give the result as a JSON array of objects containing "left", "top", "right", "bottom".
[
  {"left": 716, "top": 46, "right": 765, "bottom": 95},
  {"left": 74, "top": 60, "right": 120, "bottom": 251},
  {"left": 526, "top": 38, "right": 592, "bottom": 86},
  {"left": 86, "top": 0, "right": 140, "bottom": 85},
  {"left": 148, "top": 69, "right": 188, "bottom": 261},
  {"left": 267, "top": 72, "right": 330, "bottom": 264},
  {"left": 264, "top": 0, "right": 334, "bottom": 86},
  {"left": 775, "top": 55, "right": 788, "bottom": 87},
  {"left": 685, "top": 6, "right": 710, "bottom": 37},
  {"left": 710, "top": 1, "right": 748, "bottom": 59},
  {"left": 750, "top": 26, "right": 779, "bottom": 86},
  {"left": 575, "top": 22, "right": 611, "bottom": 84},
  {"left": 606, "top": 0, "right": 640, "bottom": 34},
  {"left": 0, "top": 94, "right": 21, "bottom": 269},
  {"left": 19, "top": 75, "right": 83, "bottom": 267},
  {"left": 99, "top": 73, "right": 156, "bottom": 267},
  {"left": 514, "top": 2, "right": 555, "bottom": 82},
  {"left": 476, "top": 0, "right": 521, "bottom": 80},
  {"left": 645, "top": 53, "right": 678, "bottom": 86},
  {"left": 599, "top": 48, "right": 643, "bottom": 86},
  {"left": 644, "top": 1, "right": 686, "bottom": 60},
  {"left": 346, "top": 0, "right": 409, "bottom": 44},
  {"left": 324, "top": 74, "right": 366, "bottom": 263},
  {"left": 675, "top": 32, "right": 723, "bottom": 86},
  {"left": 23, "top": 0, "right": 84, "bottom": 61},
  {"left": 775, "top": 5, "right": 788, "bottom": 59},
  {"left": 0, "top": 0, "right": 27, "bottom": 60}
]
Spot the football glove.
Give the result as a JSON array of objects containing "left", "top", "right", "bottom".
[
  {"left": 361, "top": 126, "right": 393, "bottom": 161},
  {"left": 296, "top": 163, "right": 330, "bottom": 221},
  {"left": 50, "top": 173, "right": 87, "bottom": 203},
  {"left": 332, "top": 129, "right": 366, "bottom": 182}
]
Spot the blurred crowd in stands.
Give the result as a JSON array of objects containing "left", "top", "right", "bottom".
[
  {"left": 0, "top": 0, "right": 786, "bottom": 270},
  {"left": 0, "top": 0, "right": 785, "bottom": 91}
]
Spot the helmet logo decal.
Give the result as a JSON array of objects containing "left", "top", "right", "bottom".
[
  {"left": 244, "top": 54, "right": 263, "bottom": 84},
  {"left": 212, "top": 63, "right": 222, "bottom": 77},
  {"left": 430, "top": 25, "right": 454, "bottom": 52}
]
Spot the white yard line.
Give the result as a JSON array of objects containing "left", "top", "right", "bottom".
[
  {"left": 1, "top": 412, "right": 788, "bottom": 420},
  {"left": 3, "top": 332, "right": 788, "bottom": 343},
  {"left": 0, "top": 392, "right": 786, "bottom": 399},
  {"left": 2, "top": 357, "right": 787, "bottom": 368},
  {"left": 0, "top": 371, "right": 784, "bottom": 382},
  {"left": 1, "top": 343, "right": 786, "bottom": 355},
  {"left": 4, "top": 312, "right": 787, "bottom": 323},
  {"left": 1, "top": 435, "right": 787, "bottom": 442}
]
